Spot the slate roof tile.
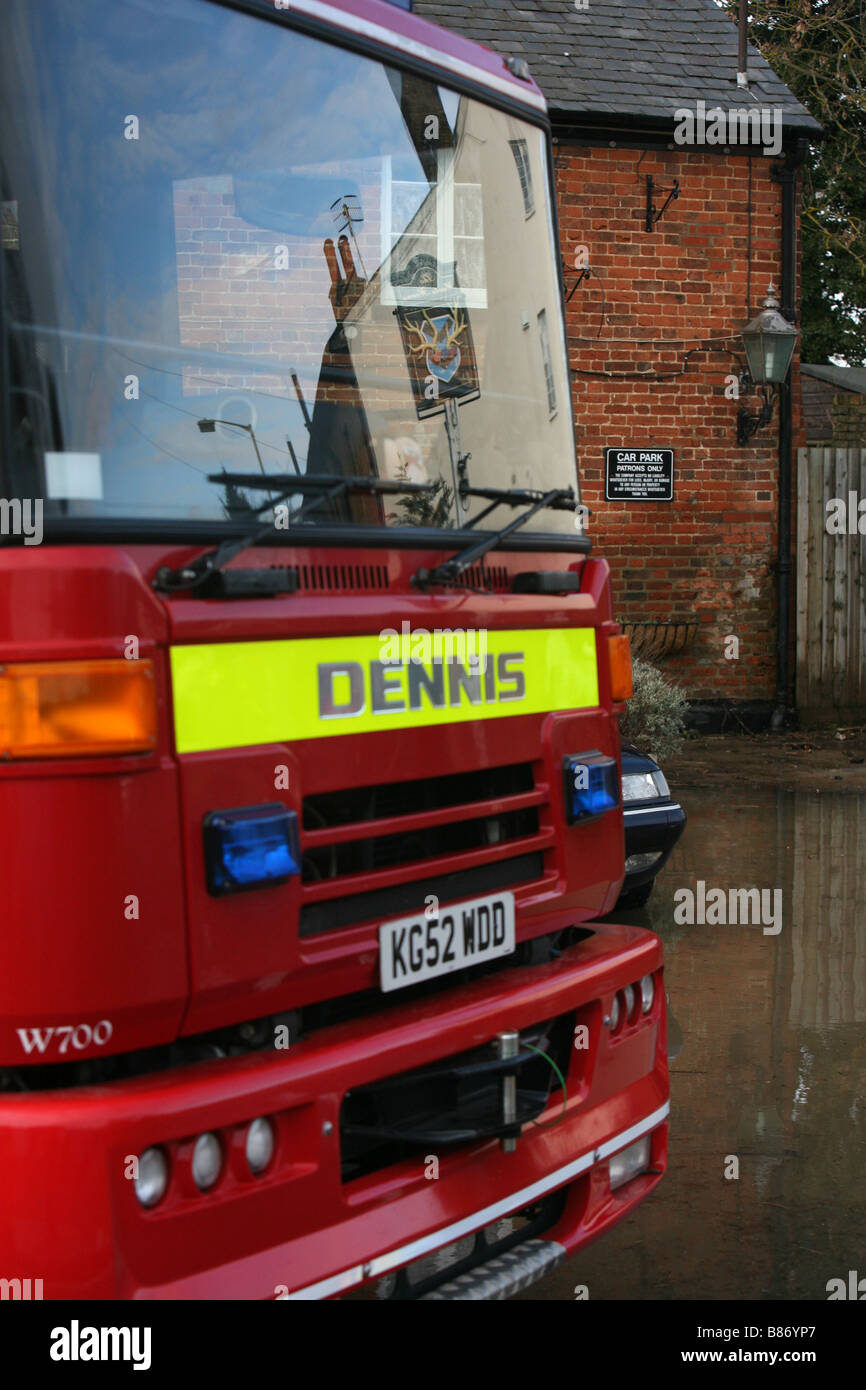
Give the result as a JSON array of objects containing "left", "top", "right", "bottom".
[{"left": 412, "top": 0, "right": 822, "bottom": 132}]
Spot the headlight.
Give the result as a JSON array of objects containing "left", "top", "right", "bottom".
[
  {"left": 625, "top": 850, "right": 662, "bottom": 872},
  {"left": 640, "top": 973, "right": 655, "bottom": 1014},
  {"left": 609, "top": 993, "right": 621, "bottom": 1031},
  {"left": 623, "top": 983, "right": 636, "bottom": 1022},
  {"left": 621, "top": 769, "right": 670, "bottom": 802},
  {"left": 134, "top": 1147, "right": 168, "bottom": 1208},
  {"left": 192, "top": 1132, "right": 223, "bottom": 1191},
  {"left": 609, "top": 1135, "right": 651, "bottom": 1190},
  {"left": 246, "top": 1117, "right": 275, "bottom": 1176}
]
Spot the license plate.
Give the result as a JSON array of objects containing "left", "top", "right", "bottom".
[{"left": 379, "top": 891, "right": 515, "bottom": 993}]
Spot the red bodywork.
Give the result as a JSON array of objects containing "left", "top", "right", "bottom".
[
  {"left": 0, "top": 544, "right": 629, "bottom": 1051},
  {"left": 0, "top": 0, "right": 668, "bottom": 1300},
  {"left": 1, "top": 923, "right": 666, "bottom": 1299},
  {"left": 0, "top": 541, "right": 668, "bottom": 1298}
]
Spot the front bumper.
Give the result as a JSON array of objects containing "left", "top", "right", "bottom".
[
  {"left": 0, "top": 926, "right": 668, "bottom": 1299},
  {"left": 311, "top": 1098, "right": 669, "bottom": 1299},
  {"left": 623, "top": 801, "right": 687, "bottom": 890}
]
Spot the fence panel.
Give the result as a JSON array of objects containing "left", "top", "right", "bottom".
[{"left": 796, "top": 446, "right": 866, "bottom": 714}]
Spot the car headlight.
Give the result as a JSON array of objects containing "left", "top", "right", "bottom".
[
  {"left": 625, "top": 850, "right": 663, "bottom": 872},
  {"left": 621, "top": 769, "right": 670, "bottom": 802}
]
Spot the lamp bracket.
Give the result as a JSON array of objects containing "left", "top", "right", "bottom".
[
  {"left": 737, "top": 385, "right": 775, "bottom": 446},
  {"left": 728, "top": 350, "right": 753, "bottom": 395},
  {"left": 645, "top": 175, "right": 680, "bottom": 233},
  {"left": 564, "top": 265, "right": 592, "bottom": 303}
]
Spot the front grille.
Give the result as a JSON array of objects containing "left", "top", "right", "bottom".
[
  {"left": 303, "top": 807, "right": 538, "bottom": 881},
  {"left": 303, "top": 763, "right": 533, "bottom": 830},
  {"left": 299, "top": 853, "right": 543, "bottom": 937},
  {"left": 299, "top": 760, "right": 552, "bottom": 937}
]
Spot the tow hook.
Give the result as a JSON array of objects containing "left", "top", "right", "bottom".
[{"left": 497, "top": 1031, "right": 520, "bottom": 1152}]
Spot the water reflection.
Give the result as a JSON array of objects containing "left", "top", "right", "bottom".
[{"left": 517, "top": 786, "right": 866, "bottom": 1300}]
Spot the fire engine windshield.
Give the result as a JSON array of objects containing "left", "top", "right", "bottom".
[{"left": 0, "top": 0, "right": 579, "bottom": 536}]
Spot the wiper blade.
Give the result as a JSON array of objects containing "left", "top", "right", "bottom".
[
  {"left": 154, "top": 472, "right": 435, "bottom": 593},
  {"left": 459, "top": 485, "right": 579, "bottom": 529},
  {"left": 413, "top": 486, "right": 578, "bottom": 589},
  {"left": 207, "top": 471, "right": 437, "bottom": 495}
]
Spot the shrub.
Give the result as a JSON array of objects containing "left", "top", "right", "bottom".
[{"left": 620, "top": 658, "right": 688, "bottom": 764}]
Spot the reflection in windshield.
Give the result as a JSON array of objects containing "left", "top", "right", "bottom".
[{"left": 0, "top": 0, "right": 578, "bottom": 533}]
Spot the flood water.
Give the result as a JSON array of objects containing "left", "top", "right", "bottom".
[{"left": 516, "top": 784, "right": 866, "bottom": 1300}]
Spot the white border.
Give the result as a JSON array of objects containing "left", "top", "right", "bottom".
[
  {"left": 285, "top": 1099, "right": 670, "bottom": 1299},
  {"left": 285, "top": 0, "right": 548, "bottom": 113}
]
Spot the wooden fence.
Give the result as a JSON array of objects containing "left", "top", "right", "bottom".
[{"left": 796, "top": 446, "right": 866, "bottom": 715}]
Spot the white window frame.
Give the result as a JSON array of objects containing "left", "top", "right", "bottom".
[
  {"left": 509, "top": 137, "right": 535, "bottom": 219},
  {"left": 379, "top": 150, "right": 487, "bottom": 309},
  {"left": 537, "top": 307, "right": 557, "bottom": 419}
]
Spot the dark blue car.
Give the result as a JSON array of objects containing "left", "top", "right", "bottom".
[{"left": 616, "top": 743, "right": 687, "bottom": 909}]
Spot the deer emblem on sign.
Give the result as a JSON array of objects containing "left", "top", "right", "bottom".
[{"left": 402, "top": 308, "right": 467, "bottom": 385}]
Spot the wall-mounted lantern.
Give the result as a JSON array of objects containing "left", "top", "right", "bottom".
[{"left": 736, "top": 284, "right": 799, "bottom": 446}]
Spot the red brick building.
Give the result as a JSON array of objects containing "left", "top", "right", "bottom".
[{"left": 415, "top": 0, "right": 822, "bottom": 723}]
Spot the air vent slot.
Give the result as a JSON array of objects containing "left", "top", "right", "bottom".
[
  {"left": 463, "top": 564, "right": 509, "bottom": 591},
  {"left": 279, "top": 562, "right": 508, "bottom": 592},
  {"left": 293, "top": 563, "right": 391, "bottom": 592}
]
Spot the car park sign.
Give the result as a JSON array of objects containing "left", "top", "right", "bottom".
[{"left": 605, "top": 448, "right": 674, "bottom": 501}]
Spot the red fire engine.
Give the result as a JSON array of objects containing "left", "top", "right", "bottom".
[{"left": 0, "top": 0, "right": 668, "bottom": 1299}]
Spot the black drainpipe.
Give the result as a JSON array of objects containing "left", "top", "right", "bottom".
[{"left": 770, "top": 140, "right": 806, "bottom": 731}]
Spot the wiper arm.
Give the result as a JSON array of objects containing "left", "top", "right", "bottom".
[
  {"left": 154, "top": 472, "right": 435, "bottom": 593},
  {"left": 412, "top": 486, "right": 578, "bottom": 589}
]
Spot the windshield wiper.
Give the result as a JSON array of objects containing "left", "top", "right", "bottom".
[
  {"left": 154, "top": 471, "right": 436, "bottom": 593},
  {"left": 412, "top": 486, "right": 578, "bottom": 589}
]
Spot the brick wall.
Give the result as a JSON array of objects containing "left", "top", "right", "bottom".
[
  {"left": 554, "top": 141, "right": 805, "bottom": 702},
  {"left": 801, "top": 374, "right": 834, "bottom": 443},
  {"left": 173, "top": 173, "right": 384, "bottom": 395},
  {"left": 802, "top": 375, "right": 866, "bottom": 445},
  {"left": 171, "top": 173, "right": 448, "bottom": 521},
  {"left": 828, "top": 390, "right": 866, "bottom": 446}
]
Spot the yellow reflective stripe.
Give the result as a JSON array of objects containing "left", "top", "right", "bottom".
[{"left": 170, "top": 628, "right": 598, "bottom": 754}]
